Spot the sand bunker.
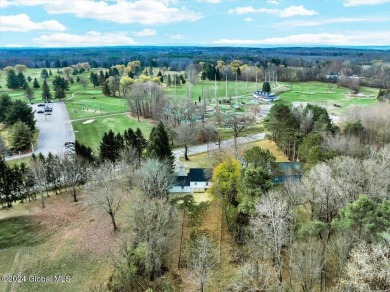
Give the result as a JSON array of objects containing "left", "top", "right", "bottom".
[{"left": 82, "top": 119, "right": 95, "bottom": 124}]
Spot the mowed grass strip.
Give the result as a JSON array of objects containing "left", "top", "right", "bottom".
[{"left": 72, "top": 114, "right": 155, "bottom": 151}]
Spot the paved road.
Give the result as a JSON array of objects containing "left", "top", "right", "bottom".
[{"left": 5, "top": 101, "right": 75, "bottom": 160}]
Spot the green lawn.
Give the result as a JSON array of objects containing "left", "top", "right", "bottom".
[{"left": 72, "top": 114, "right": 155, "bottom": 151}]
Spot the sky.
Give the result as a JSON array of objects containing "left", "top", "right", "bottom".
[{"left": 0, "top": 0, "right": 390, "bottom": 47}]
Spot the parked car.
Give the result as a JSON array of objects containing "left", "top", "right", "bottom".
[
  {"left": 38, "top": 103, "right": 45, "bottom": 107},
  {"left": 37, "top": 110, "right": 44, "bottom": 114}
]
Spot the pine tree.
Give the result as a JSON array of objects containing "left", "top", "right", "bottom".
[
  {"left": 27, "top": 76, "right": 32, "bottom": 82},
  {"left": 25, "top": 83, "right": 34, "bottom": 103},
  {"left": 262, "top": 81, "right": 271, "bottom": 93},
  {"left": 17, "top": 72, "right": 26, "bottom": 88},
  {"left": 49, "top": 69, "right": 52, "bottom": 76},
  {"left": 236, "top": 66, "right": 241, "bottom": 77},
  {"left": 33, "top": 78, "right": 40, "bottom": 88},
  {"left": 55, "top": 59, "right": 61, "bottom": 68},
  {"left": 102, "top": 81, "right": 110, "bottom": 96},
  {"left": 6, "top": 70, "right": 19, "bottom": 89},
  {"left": 157, "top": 71, "right": 163, "bottom": 82},
  {"left": 147, "top": 122, "right": 174, "bottom": 169},
  {"left": 167, "top": 74, "right": 172, "bottom": 87},
  {"left": 41, "top": 80, "right": 52, "bottom": 101},
  {"left": 99, "top": 130, "right": 124, "bottom": 163},
  {"left": 40, "top": 69, "right": 49, "bottom": 80},
  {"left": 55, "top": 87, "right": 65, "bottom": 99}
]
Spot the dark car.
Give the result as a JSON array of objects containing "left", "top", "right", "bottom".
[
  {"left": 38, "top": 103, "right": 45, "bottom": 107},
  {"left": 44, "top": 107, "right": 52, "bottom": 112},
  {"left": 37, "top": 110, "right": 44, "bottom": 113}
]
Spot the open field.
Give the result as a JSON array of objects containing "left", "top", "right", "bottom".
[
  {"left": 0, "top": 193, "right": 116, "bottom": 292},
  {"left": 72, "top": 113, "right": 155, "bottom": 151},
  {"left": 179, "top": 138, "right": 288, "bottom": 169}
]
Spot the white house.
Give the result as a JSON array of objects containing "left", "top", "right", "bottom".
[{"left": 188, "top": 168, "right": 213, "bottom": 193}]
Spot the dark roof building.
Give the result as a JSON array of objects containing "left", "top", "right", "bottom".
[{"left": 188, "top": 168, "right": 213, "bottom": 182}]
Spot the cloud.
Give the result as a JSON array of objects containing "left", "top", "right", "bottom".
[
  {"left": 244, "top": 17, "right": 253, "bottom": 22},
  {"left": 171, "top": 34, "right": 185, "bottom": 39},
  {"left": 0, "top": 14, "right": 67, "bottom": 32},
  {"left": 197, "top": 0, "right": 221, "bottom": 3},
  {"left": 228, "top": 5, "right": 317, "bottom": 17},
  {"left": 213, "top": 31, "right": 390, "bottom": 46},
  {"left": 1, "top": 0, "right": 202, "bottom": 25},
  {"left": 33, "top": 31, "right": 136, "bottom": 47},
  {"left": 267, "top": 0, "right": 280, "bottom": 4},
  {"left": 273, "top": 16, "right": 390, "bottom": 28},
  {"left": 132, "top": 28, "right": 156, "bottom": 37},
  {"left": 3, "top": 44, "right": 25, "bottom": 47},
  {"left": 344, "top": 0, "right": 390, "bottom": 6}
]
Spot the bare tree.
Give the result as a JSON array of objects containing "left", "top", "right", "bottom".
[
  {"left": 290, "top": 240, "right": 323, "bottom": 291},
  {"left": 136, "top": 158, "right": 172, "bottom": 198},
  {"left": 251, "top": 190, "right": 292, "bottom": 286},
  {"left": 175, "top": 124, "right": 197, "bottom": 160},
  {"left": 78, "top": 76, "right": 88, "bottom": 89},
  {"left": 188, "top": 236, "right": 218, "bottom": 292},
  {"left": 224, "top": 262, "right": 277, "bottom": 291},
  {"left": 29, "top": 157, "right": 46, "bottom": 208},
  {"left": 345, "top": 241, "right": 390, "bottom": 291},
  {"left": 84, "top": 162, "right": 124, "bottom": 231},
  {"left": 127, "top": 194, "right": 177, "bottom": 281},
  {"left": 223, "top": 114, "right": 255, "bottom": 151},
  {"left": 61, "top": 155, "right": 87, "bottom": 202}
]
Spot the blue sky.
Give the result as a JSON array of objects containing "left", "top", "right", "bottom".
[{"left": 1, "top": 0, "right": 390, "bottom": 47}]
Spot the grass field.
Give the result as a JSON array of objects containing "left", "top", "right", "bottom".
[
  {"left": 72, "top": 113, "right": 155, "bottom": 151},
  {"left": 179, "top": 138, "right": 288, "bottom": 169},
  {"left": 0, "top": 193, "right": 115, "bottom": 292}
]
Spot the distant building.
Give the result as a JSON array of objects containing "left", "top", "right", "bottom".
[
  {"left": 273, "top": 162, "right": 303, "bottom": 184},
  {"left": 169, "top": 168, "right": 213, "bottom": 193},
  {"left": 325, "top": 72, "right": 338, "bottom": 80},
  {"left": 252, "top": 90, "right": 280, "bottom": 102}
]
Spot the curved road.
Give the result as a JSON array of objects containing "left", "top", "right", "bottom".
[{"left": 5, "top": 101, "right": 74, "bottom": 160}]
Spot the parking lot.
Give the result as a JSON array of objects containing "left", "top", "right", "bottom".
[{"left": 29, "top": 101, "right": 75, "bottom": 157}]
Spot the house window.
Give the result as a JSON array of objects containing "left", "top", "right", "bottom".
[
  {"left": 194, "top": 182, "right": 197, "bottom": 185},
  {"left": 206, "top": 182, "right": 209, "bottom": 186}
]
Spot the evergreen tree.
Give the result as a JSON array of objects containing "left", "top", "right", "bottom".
[
  {"left": 6, "top": 70, "right": 19, "bottom": 89},
  {"left": 147, "top": 122, "right": 174, "bottom": 169},
  {"left": 5, "top": 100, "right": 36, "bottom": 130},
  {"left": 25, "top": 83, "right": 34, "bottom": 103},
  {"left": 99, "top": 130, "right": 124, "bottom": 163},
  {"left": 99, "top": 71, "right": 105, "bottom": 85},
  {"left": 33, "top": 78, "right": 40, "bottom": 88},
  {"left": 55, "top": 87, "right": 65, "bottom": 99},
  {"left": 40, "top": 69, "right": 49, "bottom": 80},
  {"left": 102, "top": 81, "right": 110, "bottom": 96},
  {"left": 0, "top": 156, "right": 13, "bottom": 207},
  {"left": 55, "top": 59, "right": 61, "bottom": 68},
  {"left": 49, "top": 69, "right": 52, "bottom": 76},
  {"left": 61, "top": 60, "right": 68, "bottom": 67},
  {"left": 27, "top": 76, "right": 32, "bottom": 82},
  {"left": 262, "top": 81, "right": 271, "bottom": 93},
  {"left": 167, "top": 74, "right": 172, "bottom": 87},
  {"left": 17, "top": 72, "right": 26, "bottom": 88},
  {"left": 104, "top": 71, "right": 109, "bottom": 79},
  {"left": 75, "top": 140, "right": 95, "bottom": 163},
  {"left": 236, "top": 66, "right": 241, "bottom": 77},
  {"left": 41, "top": 80, "right": 52, "bottom": 101},
  {"left": 128, "top": 71, "right": 134, "bottom": 78},
  {"left": 10, "top": 121, "right": 33, "bottom": 151},
  {"left": 157, "top": 71, "right": 163, "bottom": 82},
  {"left": 0, "top": 94, "right": 12, "bottom": 122}
]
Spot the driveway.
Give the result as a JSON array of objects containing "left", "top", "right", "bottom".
[{"left": 5, "top": 101, "right": 75, "bottom": 160}]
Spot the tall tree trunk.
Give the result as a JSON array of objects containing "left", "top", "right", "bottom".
[{"left": 109, "top": 212, "right": 118, "bottom": 231}]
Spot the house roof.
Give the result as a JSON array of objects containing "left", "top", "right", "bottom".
[
  {"left": 277, "top": 162, "right": 303, "bottom": 175},
  {"left": 172, "top": 176, "right": 190, "bottom": 187},
  {"left": 188, "top": 168, "right": 213, "bottom": 182}
]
